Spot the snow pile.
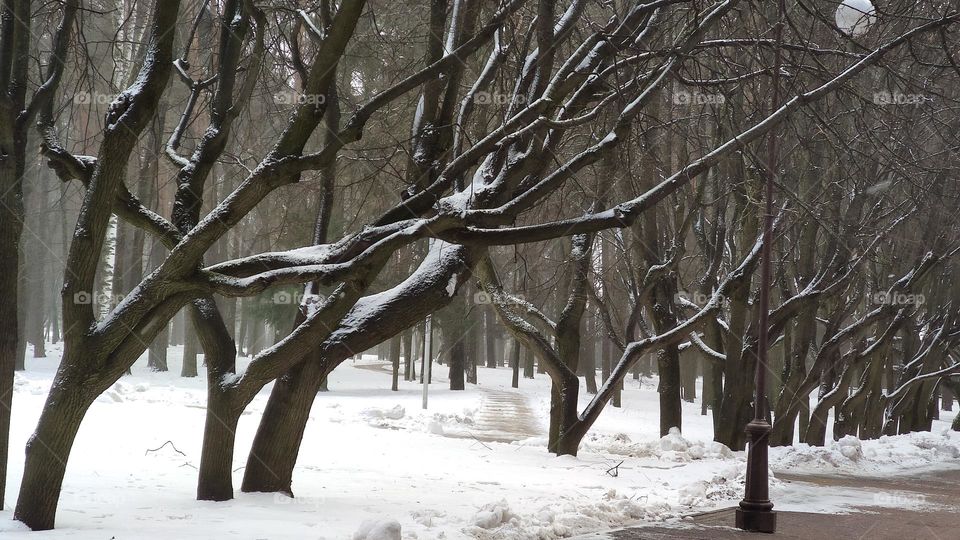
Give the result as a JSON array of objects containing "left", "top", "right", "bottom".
[
  {"left": 836, "top": 435, "right": 863, "bottom": 461},
  {"left": 428, "top": 409, "right": 476, "bottom": 429},
  {"left": 361, "top": 405, "right": 406, "bottom": 422},
  {"left": 582, "top": 428, "right": 734, "bottom": 462},
  {"left": 426, "top": 419, "right": 445, "bottom": 435},
  {"left": 673, "top": 462, "right": 761, "bottom": 507},
  {"left": 410, "top": 508, "right": 446, "bottom": 528},
  {"left": 472, "top": 499, "right": 517, "bottom": 529},
  {"left": 353, "top": 519, "right": 401, "bottom": 540},
  {"left": 458, "top": 462, "right": 755, "bottom": 540},
  {"left": 98, "top": 380, "right": 148, "bottom": 403},
  {"left": 14, "top": 371, "right": 47, "bottom": 395},
  {"left": 771, "top": 430, "right": 960, "bottom": 473},
  {"left": 463, "top": 490, "right": 677, "bottom": 539}
]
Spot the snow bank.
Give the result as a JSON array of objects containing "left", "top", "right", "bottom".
[
  {"left": 582, "top": 427, "right": 735, "bottom": 462},
  {"left": 770, "top": 429, "right": 960, "bottom": 473},
  {"left": 353, "top": 519, "right": 401, "bottom": 540},
  {"left": 462, "top": 491, "right": 675, "bottom": 539},
  {"left": 361, "top": 404, "right": 406, "bottom": 421}
]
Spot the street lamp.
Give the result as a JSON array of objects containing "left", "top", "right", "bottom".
[
  {"left": 736, "top": 0, "right": 788, "bottom": 533},
  {"left": 734, "top": 151, "right": 777, "bottom": 532}
]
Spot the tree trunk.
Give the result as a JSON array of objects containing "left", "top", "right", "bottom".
[
  {"left": 0, "top": 160, "right": 22, "bottom": 510},
  {"left": 242, "top": 354, "right": 326, "bottom": 494},
  {"left": 510, "top": 338, "right": 520, "bottom": 388},
  {"left": 403, "top": 328, "right": 414, "bottom": 381},
  {"left": 523, "top": 346, "right": 534, "bottom": 379},
  {"left": 466, "top": 313, "right": 478, "bottom": 384},
  {"left": 583, "top": 318, "right": 597, "bottom": 394},
  {"left": 680, "top": 354, "right": 697, "bottom": 403},
  {"left": 181, "top": 313, "right": 199, "bottom": 377},
  {"left": 484, "top": 307, "right": 497, "bottom": 368},
  {"left": 148, "top": 322, "right": 170, "bottom": 372},
  {"left": 390, "top": 334, "right": 401, "bottom": 391},
  {"left": 448, "top": 336, "right": 465, "bottom": 390},
  {"left": 658, "top": 345, "right": 682, "bottom": 435},
  {"left": 605, "top": 338, "right": 622, "bottom": 408},
  {"left": 14, "top": 380, "right": 92, "bottom": 530},
  {"left": 196, "top": 393, "right": 240, "bottom": 501}
]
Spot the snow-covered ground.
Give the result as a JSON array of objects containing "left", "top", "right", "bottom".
[{"left": 1, "top": 343, "right": 958, "bottom": 538}]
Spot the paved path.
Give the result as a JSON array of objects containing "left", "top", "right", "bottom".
[
  {"left": 445, "top": 388, "right": 543, "bottom": 443},
  {"left": 575, "top": 469, "right": 960, "bottom": 540}
]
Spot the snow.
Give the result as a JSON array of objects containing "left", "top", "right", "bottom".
[
  {"left": 0, "top": 342, "right": 957, "bottom": 538},
  {"left": 354, "top": 519, "right": 402, "bottom": 540},
  {"left": 770, "top": 430, "right": 960, "bottom": 474},
  {"left": 447, "top": 273, "right": 459, "bottom": 296}
]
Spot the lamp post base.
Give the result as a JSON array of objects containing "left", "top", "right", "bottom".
[
  {"left": 736, "top": 506, "right": 777, "bottom": 533},
  {"left": 737, "top": 419, "right": 776, "bottom": 533}
]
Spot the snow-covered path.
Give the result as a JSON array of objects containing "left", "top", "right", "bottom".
[{"left": 445, "top": 389, "right": 542, "bottom": 443}]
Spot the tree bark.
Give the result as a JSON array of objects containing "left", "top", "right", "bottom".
[
  {"left": 390, "top": 334, "right": 401, "bottom": 391},
  {"left": 14, "top": 382, "right": 92, "bottom": 530}
]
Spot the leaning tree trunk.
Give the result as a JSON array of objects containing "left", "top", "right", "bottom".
[
  {"left": 241, "top": 357, "right": 327, "bottom": 494},
  {"left": 14, "top": 388, "right": 90, "bottom": 530}
]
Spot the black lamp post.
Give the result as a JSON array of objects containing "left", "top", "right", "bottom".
[
  {"left": 734, "top": 150, "right": 777, "bottom": 533},
  {"left": 736, "top": 0, "right": 783, "bottom": 533}
]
